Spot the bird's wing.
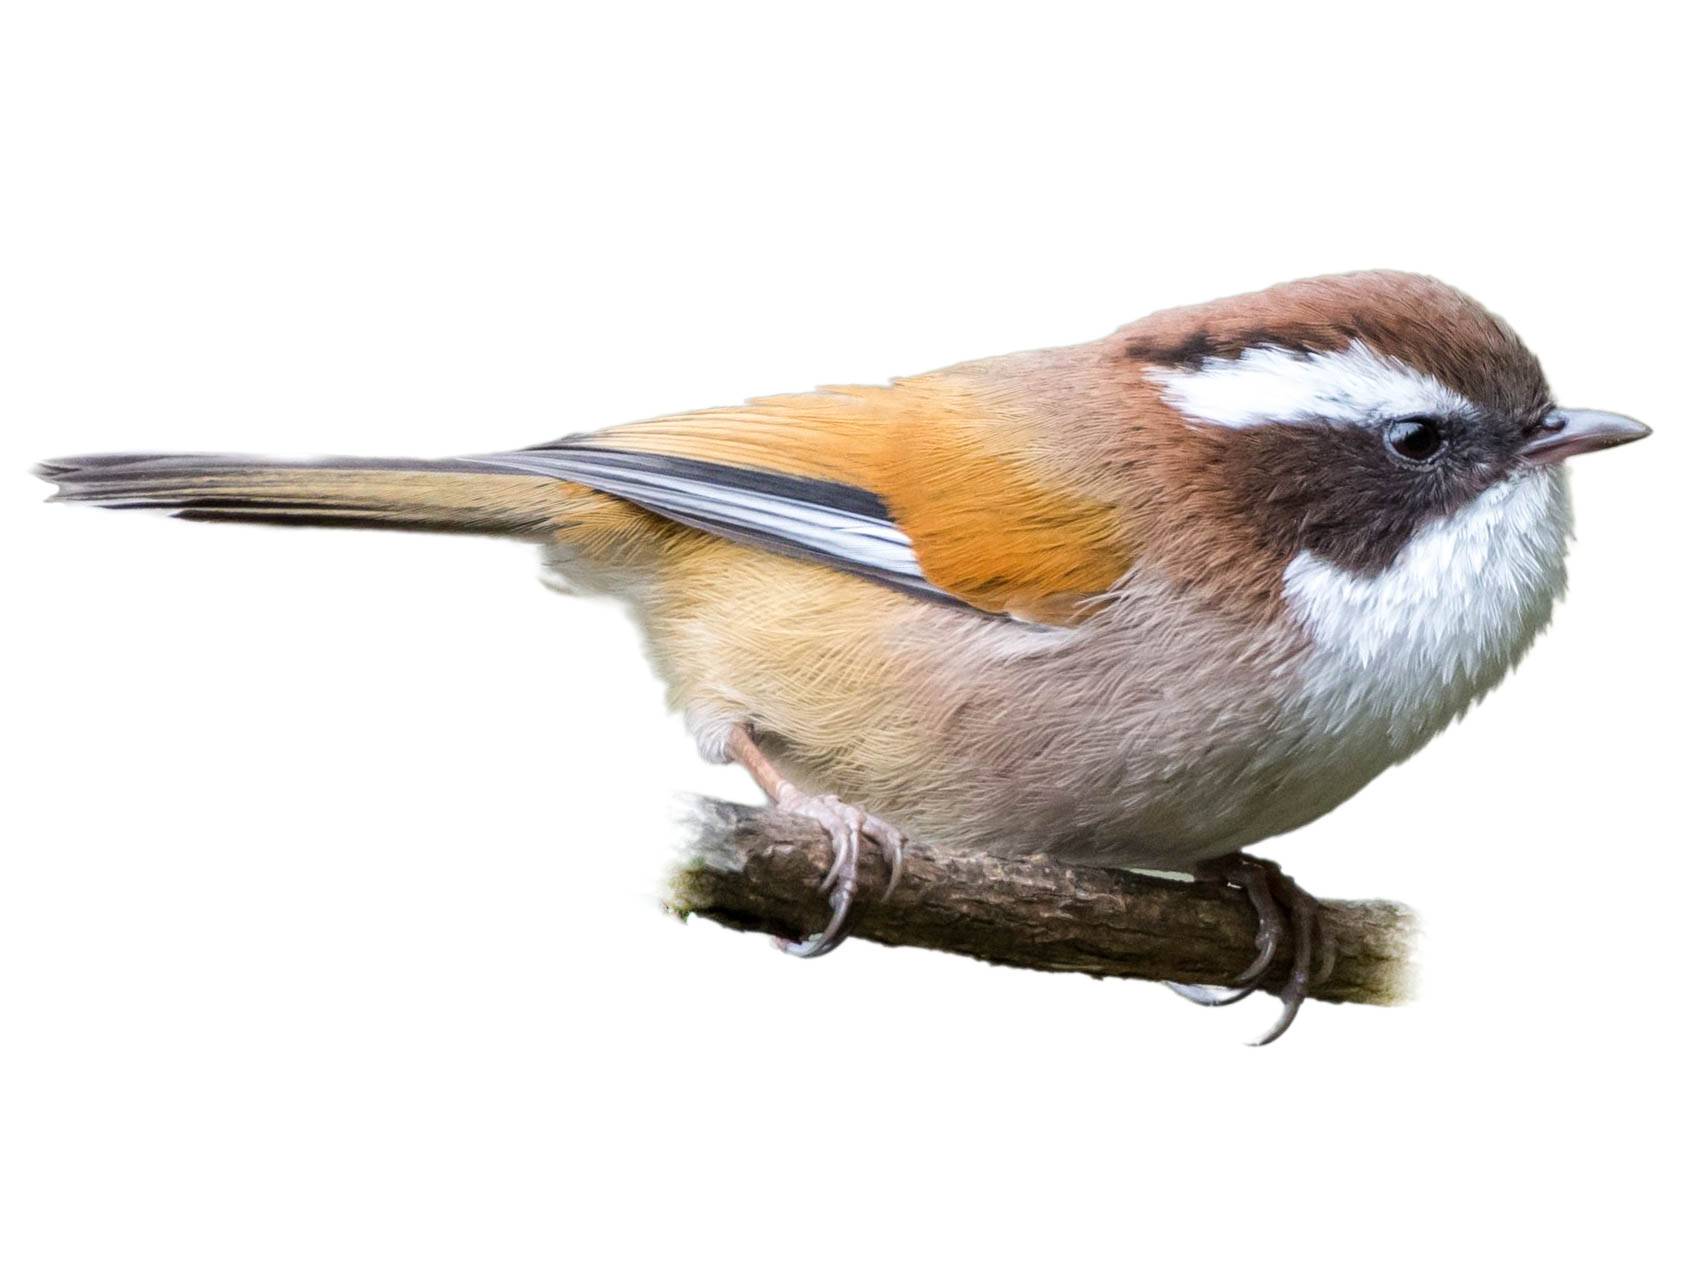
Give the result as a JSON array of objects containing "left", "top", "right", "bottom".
[{"left": 475, "top": 373, "right": 1135, "bottom": 624}]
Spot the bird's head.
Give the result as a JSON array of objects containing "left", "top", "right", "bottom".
[
  {"left": 1110, "top": 271, "right": 1648, "bottom": 603},
  {"left": 1087, "top": 271, "right": 1650, "bottom": 741}
]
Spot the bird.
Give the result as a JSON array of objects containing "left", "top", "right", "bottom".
[{"left": 35, "top": 270, "right": 1650, "bottom": 1042}]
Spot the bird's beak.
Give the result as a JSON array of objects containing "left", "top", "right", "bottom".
[{"left": 1521, "top": 408, "right": 1651, "bottom": 465}]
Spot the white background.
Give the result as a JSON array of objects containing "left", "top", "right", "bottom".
[{"left": 3, "top": 4, "right": 1677, "bottom": 1258}]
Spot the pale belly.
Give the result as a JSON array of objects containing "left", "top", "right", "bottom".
[{"left": 665, "top": 568, "right": 1335, "bottom": 871}]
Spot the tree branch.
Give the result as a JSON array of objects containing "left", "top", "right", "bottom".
[{"left": 663, "top": 797, "right": 1417, "bottom": 1007}]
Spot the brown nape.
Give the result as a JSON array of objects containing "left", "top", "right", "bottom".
[{"left": 1101, "top": 271, "right": 1559, "bottom": 603}]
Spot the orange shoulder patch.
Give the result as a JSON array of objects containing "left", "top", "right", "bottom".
[{"left": 584, "top": 373, "right": 1135, "bottom": 624}]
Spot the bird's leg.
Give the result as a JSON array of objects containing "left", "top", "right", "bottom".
[
  {"left": 724, "top": 724, "right": 906, "bottom": 958},
  {"left": 1166, "top": 853, "right": 1336, "bottom": 1045}
]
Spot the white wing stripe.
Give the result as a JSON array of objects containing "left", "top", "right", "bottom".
[{"left": 467, "top": 450, "right": 927, "bottom": 580}]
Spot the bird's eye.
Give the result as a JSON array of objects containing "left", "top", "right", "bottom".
[{"left": 1384, "top": 417, "right": 1444, "bottom": 462}]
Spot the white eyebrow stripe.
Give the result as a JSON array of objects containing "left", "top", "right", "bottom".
[{"left": 1144, "top": 340, "right": 1478, "bottom": 429}]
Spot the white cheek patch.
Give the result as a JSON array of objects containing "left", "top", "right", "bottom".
[
  {"left": 1146, "top": 340, "right": 1478, "bottom": 429},
  {"left": 1282, "top": 467, "right": 1573, "bottom": 749}
]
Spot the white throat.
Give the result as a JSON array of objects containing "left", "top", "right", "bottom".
[{"left": 1282, "top": 466, "right": 1573, "bottom": 755}]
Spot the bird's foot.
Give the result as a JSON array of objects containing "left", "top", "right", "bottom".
[
  {"left": 1165, "top": 853, "right": 1336, "bottom": 1045},
  {"left": 773, "top": 787, "right": 905, "bottom": 959}
]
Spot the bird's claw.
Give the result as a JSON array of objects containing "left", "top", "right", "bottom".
[
  {"left": 1167, "top": 853, "right": 1334, "bottom": 1045},
  {"left": 774, "top": 788, "right": 905, "bottom": 958}
]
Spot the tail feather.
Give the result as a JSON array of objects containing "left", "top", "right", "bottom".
[{"left": 35, "top": 452, "right": 568, "bottom": 536}]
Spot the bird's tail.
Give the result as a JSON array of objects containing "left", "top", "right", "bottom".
[{"left": 33, "top": 452, "right": 569, "bottom": 536}]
